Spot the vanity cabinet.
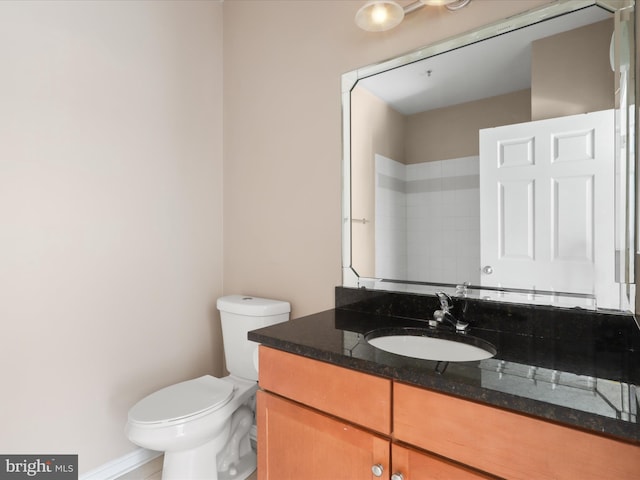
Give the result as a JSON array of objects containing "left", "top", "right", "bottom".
[
  {"left": 258, "top": 346, "right": 494, "bottom": 479},
  {"left": 257, "top": 346, "right": 640, "bottom": 479}
]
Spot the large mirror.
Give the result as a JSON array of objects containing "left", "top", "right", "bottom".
[{"left": 342, "top": 0, "right": 636, "bottom": 311}]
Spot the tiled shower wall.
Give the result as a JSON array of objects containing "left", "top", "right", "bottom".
[
  {"left": 375, "top": 154, "right": 408, "bottom": 279},
  {"left": 375, "top": 154, "right": 481, "bottom": 285}
]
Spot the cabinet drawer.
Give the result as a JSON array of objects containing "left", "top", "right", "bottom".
[
  {"left": 394, "top": 382, "right": 640, "bottom": 480},
  {"left": 259, "top": 346, "right": 392, "bottom": 434}
]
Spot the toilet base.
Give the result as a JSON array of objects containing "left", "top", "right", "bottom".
[
  {"left": 161, "top": 449, "right": 256, "bottom": 480},
  {"left": 161, "top": 427, "right": 228, "bottom": 480},
  {"left": 160, "top": 402, "right": 256, "bottom": 480},
  {"left": 218, "top": 451, "right": 256, "bottom": 480}
]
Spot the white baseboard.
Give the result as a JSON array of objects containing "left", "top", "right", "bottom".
[{"left": 80, "top": 448, "right": 162, "bottom": 480}]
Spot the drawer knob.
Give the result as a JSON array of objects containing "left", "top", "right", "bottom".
[
  {"left": 391, "top": 473, "right": 405, "bottom": 480},
  {"left": 371, "top": 464, "right": 384, "bottom": 477}
]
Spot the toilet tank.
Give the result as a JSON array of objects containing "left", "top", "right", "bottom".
[{"left": 216, "top": 295, "right": 290, "bottom": 381}]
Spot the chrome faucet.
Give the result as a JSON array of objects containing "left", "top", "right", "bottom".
[{"left": 430, "top": 291, "right": 469, "bottom": 333}]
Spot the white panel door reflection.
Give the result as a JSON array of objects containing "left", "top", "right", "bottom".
[{"left": 480, "top": 110, "right": 616, "bottom": 307}]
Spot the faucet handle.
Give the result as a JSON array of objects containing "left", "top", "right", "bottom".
[
  {"left": 456, "top": 281, "right": 470, "bottom": 296},
  {"left": 435, "top": 291, "right": 452, "bottom": 311}
]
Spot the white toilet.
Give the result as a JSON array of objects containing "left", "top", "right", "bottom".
[{"left": 125, "top": 295, "right": 290, "bottom": 480}]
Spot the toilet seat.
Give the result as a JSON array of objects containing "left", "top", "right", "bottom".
[{"left": 128, "top": 375, "right": 234, "bottom": 425}]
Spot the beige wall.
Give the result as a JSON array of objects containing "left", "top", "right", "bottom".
[
  {"left": 222, "top": 0, "right": 552, "bottom": 318},
  {"left": 532, "top": 19, "right": 614, "bottom": 120},
  {"left": 0, "top": 1, "right": 224, "bottom": 473},
  {"left": 351, "top": 86, "right": 406, "bottom": 278},
  {"left": 406, "top": 89, "right": 531, "bottom": 163}
]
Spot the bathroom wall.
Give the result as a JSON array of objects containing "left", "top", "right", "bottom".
[
  {"left": 0, "top": 0, "right": 224, "bottom": 473},
  {"left": 405, "top": 89, "right": 532, "bottom": 164},
  {"left": 531, "top": 19, "right": 613, "bottom": 120},
  {"left": 222, "top": 0, "right": 553, "bottom": 319},
  {"left": 0, "top": 0, "right": 557, "bottom": 475},
  {"left": 352, "top": 86, "right": 406, "bottom": 279}
]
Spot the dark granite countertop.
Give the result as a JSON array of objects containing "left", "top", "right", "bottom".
[{"left": 249, "top": 288, "right": 640, "bottom": 444}]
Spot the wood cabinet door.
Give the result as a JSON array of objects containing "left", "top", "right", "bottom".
[
  {"left": 392, "top": 444, "right": 495, "bottom": 480},
  {"left": 257, "top": 390, "right": 390, "bottom": 480}
]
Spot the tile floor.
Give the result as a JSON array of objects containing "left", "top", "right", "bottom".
[{"left": 116, "top": 456, "right": 257, "bottom": 480}]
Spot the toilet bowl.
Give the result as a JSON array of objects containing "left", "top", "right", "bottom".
[
  {"left": 126, "top": 375, "right": 257, "bottom": 479},
  {"left": 125, "top": 295, "right": 290, "bottom": 480}
]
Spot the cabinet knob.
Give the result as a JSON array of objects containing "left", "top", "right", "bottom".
[
  {"left": 371, "top": 464, "right": 384, "bottom": 477},
  {"left": 391, "top": 473, "right": 404, "bottom": 480},
  {"left": 482, "top": 265, "right": 494, "bottom": 274}
]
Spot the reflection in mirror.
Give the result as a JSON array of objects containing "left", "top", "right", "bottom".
[{"left": 342, "top": 1, "right": 636, "bottom": 311}]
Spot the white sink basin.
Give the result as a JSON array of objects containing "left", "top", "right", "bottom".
[{"left": 366, "top": 329, "right": 496, "bottom": 362}]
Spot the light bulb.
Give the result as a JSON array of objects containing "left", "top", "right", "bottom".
[
  {"left": 371, "top": 4, "right": 389, "bottom": 25},
  {"left": 355, "top": 1, "right": 404, "bottom": 32}
]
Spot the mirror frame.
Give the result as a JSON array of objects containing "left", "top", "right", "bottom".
[{"left": 341, "top": 0, "right": 637, "bottom": 311}]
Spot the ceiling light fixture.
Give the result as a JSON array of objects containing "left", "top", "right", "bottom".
[
  {"left": 419, "top": 0, "right": 462, "bottom": 6},
  {"left": 355, "top": 1, "right": 405, "bottom": 32},
  {"left": 355, "top": 0, "right": 472, "bottom": 32}
]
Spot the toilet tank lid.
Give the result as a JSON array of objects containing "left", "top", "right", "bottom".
[{"left": 217, "top": 295, "right": 291, "bottom": 316}]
